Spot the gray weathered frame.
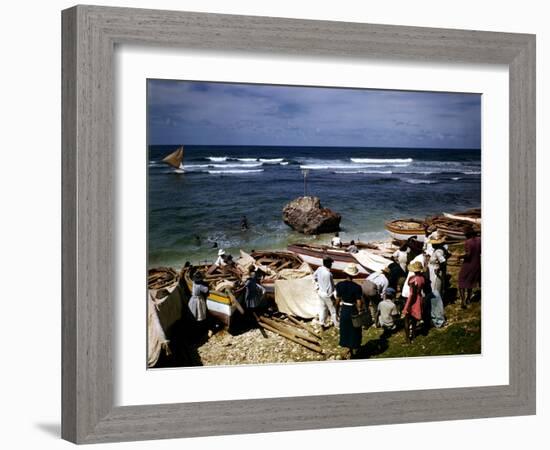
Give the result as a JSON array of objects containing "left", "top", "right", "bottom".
[{"left": 62, "top": 5, "right": 536, "bottom": 444}]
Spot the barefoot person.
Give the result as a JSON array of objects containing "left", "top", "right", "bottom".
[
  {"left": 335, "top": 264, "right": 364, "bottom": 358},
  {"left": 458, "top": 227, "right": 481, "bottom": 308}
]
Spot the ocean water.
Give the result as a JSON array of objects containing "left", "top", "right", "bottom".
[{"left": 148, "top": 145, "right": 481, "bottom": 268}]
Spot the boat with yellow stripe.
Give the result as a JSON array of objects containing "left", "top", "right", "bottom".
[
  {"left": 183, "top": 250, "right": 306, "bottom": 328},
  {"left": 183, "top": 264, "right": 243, "bottom": 328}
]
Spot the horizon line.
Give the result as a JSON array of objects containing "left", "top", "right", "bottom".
[{"left": 147, "top": 144, "right": 481, "bottom": 151}]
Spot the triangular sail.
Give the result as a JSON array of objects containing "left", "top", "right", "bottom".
[{"left": 162, "top": 146, "right": 184, "bottom": 168}]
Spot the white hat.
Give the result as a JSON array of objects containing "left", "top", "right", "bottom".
[
  {"left": 218, "top": 249, "right": 225, "bottom": 256},
  {"left": 343, "top": 263, "right": 359, "bottom": 276}
]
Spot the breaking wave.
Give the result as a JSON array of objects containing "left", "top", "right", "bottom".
[
  {"left": 208, "top": 169, "right": 264, "bottom": 174},
  {"left": 207, "top": 156, "right": 228, "bottom": 162},
  {"left": 259, "top": 158, "right": 284, "bottom": 163},
  {"left": 332, "top": 170, "right": 393, "bottom": 174},
  {"left": 403, "top": 179, "right": 437, "bottom": 184},
  {"left": 351, "top": 157, "right": 413, "bottom": 164},
  {"left": 184, "top": 163, "right": 263, "bottom": 170}
]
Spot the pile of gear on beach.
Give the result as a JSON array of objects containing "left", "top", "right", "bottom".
[{"left": 147, "top": 208, "right": 481, "bottom": 366}]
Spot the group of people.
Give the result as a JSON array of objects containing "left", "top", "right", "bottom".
[
  {"left": 186, "top": 225, "right": 481, "bottom": 359},
  {"left": 314, "top": 226, "right": 481, "bottom": 357}
]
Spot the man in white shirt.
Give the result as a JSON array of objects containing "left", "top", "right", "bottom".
[
  {"left": 330, "top": 232, "right": 342, "bottom": 248},
  {"left": 313, "top": 257, "right": 338, "bottom": 328},
  {"left": 215, "top": 249, "right": 226, "bottom": 267},
  {"left": 366, "top": 268, "right": 389, "bottom": 298},
  {"left": 363, "top": 267, "right": 390, "bottom": 320}
]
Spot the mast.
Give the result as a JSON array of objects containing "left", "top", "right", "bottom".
[{"left": 161, "top": 145, "right": 184, "bottom": 169}]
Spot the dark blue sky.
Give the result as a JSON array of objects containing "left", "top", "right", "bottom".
[{"left": 147, "top": 80, "right": 481, "bottom": 148}]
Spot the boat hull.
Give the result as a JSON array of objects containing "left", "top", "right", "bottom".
[
  {"left": 385, "top": 230, "right": 426, "bottom": 242},
  {"left": 183, "top": 268, "right": 238, "bottom": 328},
  {"left": 384, "top": 219, "right": 426, "bottom": 242},
  {"left": 287, "top": 244, "right": 369, "bottom": 276}
]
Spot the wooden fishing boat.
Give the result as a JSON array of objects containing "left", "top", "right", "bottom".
[
  {"left": 183, "top": 264, "right": 243, "bottom": 328},
  {"left": 287, "top": 243, "right": 370, "bottom": 277},
  {"left": 442, "top": 207, "right": 481, "bottom": 225},
  {"left": 250, "top": 250, "right": 307, "bottom": 293},
  {"left": 384, "top": 218, "right": 427, "bottom": 242},
  {"left": 430, "top": 216, "right": 481, "bottom": 240},
  {"left": 147, "top": 267, "right": 185, "bottom": 368},
  {"left": 147, "top": 267, "right": 179, "bottom": 290},
  {"left": 183, "top": 251, "right": 308, "bottom": 327}
]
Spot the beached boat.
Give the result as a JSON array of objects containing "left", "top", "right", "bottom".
[
  {"left": 442, "top": 207, "right": 481, "bottom": 225},
  {"left": 430, "top": 216, "right": 481, "bottom": 240},
  {"left": 161, "top": 145, "right": 184, "bottom": 170},
  {"left": 147, "top": 267, "right": 185, "bottom": 367},
  {"left": 148, "top": 267, "right": 180, "bottom": 290},
  {"left": 384, "top": 218, "right": 427, "bottom": 242},
  {"left": 183, "top": 264, "right": 243, "bottom": 328},
  {"left": 183, "top": 251, "right": 310, "bottom": 327},
  {"left": 250, "top": 250, "right": 308, "bottom": 293},
  {"left": 287, "top": 243, "right": 370, "bottom": 276}
]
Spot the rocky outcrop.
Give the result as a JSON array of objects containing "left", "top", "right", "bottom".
[{"left": 282, "top": 196, "right": 341, "bottom": 235}]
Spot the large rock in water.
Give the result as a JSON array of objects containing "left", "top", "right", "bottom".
[{"left": 282, "top": 196, "right": 341, "bottom": 235}]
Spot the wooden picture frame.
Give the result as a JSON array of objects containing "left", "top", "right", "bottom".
[{"left": 62, "top": 5, "right": 536, "bottom": 444}]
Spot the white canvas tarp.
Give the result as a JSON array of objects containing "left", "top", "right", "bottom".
[
  {"left": 353, "top": 250, "right": 393, "bottom": 273},
  {"left": 276, "top": 262, "right": 312, "bottom": 280},
  {"left": 147, "top": 282, "right": 181, "bottom": 368},
  {"left": 274, "top": 275, "right": 321, "bottom": 319}
]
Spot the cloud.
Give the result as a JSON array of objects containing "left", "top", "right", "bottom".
[{"left": 147, "top": 79, "right": 481, "bottom": 148}]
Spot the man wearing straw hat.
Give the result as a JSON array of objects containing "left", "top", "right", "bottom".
[
  {"left": 427, "top": 233, "right": 447, "bottom": 298},
  {"left": 335, "top": 263, "right": 365, "bottom": 358}
]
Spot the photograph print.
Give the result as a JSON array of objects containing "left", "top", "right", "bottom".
[{"left": 147, "top": 79, "right": 482, "bottom": 368}]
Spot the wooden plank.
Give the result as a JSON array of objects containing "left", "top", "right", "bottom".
[{"left": 257, "top": 318, "right": 323, "bottom": 353}]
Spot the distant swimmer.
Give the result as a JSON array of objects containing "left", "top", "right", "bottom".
[{"left": 241, "top": 215, "right": 249, "bottom": 231}]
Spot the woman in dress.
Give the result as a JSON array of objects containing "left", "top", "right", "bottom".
[
  {"left": 188, "top": 271, "right": 209, "bottom": 326},
  {"left": 458, "top": 227, "right": 481, "bottom": 309},
  {"left": 402, "top": 261, "right": 426, "bottom": 343},
  {"left": 335, "top": 263, "right": 365, "bottom": 359}
]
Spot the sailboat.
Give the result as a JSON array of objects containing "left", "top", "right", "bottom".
[{"left": 161, "top": 145, "right": 184, "bottom": 172}]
